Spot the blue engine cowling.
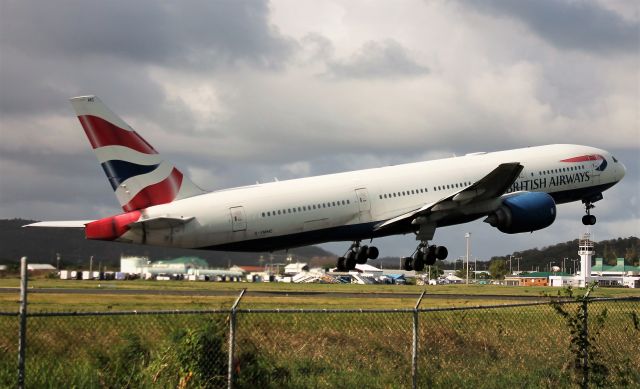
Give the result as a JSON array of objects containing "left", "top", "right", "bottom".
[{"left": 485, "top": 192, "right": 556, "bottom": 234}]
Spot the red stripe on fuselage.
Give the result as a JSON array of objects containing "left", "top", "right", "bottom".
[
  {"left": 560, "top": 155, "right": 603, "bottom": 163},
  {"left": 85, "top": 210, "right": 141, "bottom": 240},
  {"left": 122, "top": 168, "right": 183, "bottom": 211},
  {"left": 78, "top": 115, "right": 157, "bottom": 154}
]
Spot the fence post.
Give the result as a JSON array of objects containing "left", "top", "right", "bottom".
[
  {"left": 18, "top": 257, "right": 28, "bottom": 389},
  {"left": 412, "top": 291, "right": 425, "bottom": 389},
  {"left": 582, "top": 298, "right": 589, "bottom": 389},
  {"left": 228, "top": 289, "right": 246, "bottom": 389}
]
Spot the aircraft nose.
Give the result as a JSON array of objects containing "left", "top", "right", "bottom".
[{"left": 619, "top": 161, "right": 626, "bottom": 180}]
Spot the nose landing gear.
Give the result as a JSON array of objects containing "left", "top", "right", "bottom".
[{"left": 582, "top": 201, "right": 596, "bottom": 226}]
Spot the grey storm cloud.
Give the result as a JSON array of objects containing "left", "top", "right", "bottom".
[
  {"left": 462, "top": 0, "right": 639, "bottom": 54},
  {"left": 0, "top": 0, "right": 295, "bottom": 67},
  {"left": 0, "top": 0, "right": 295, "bottom": 116},
  {"left": 327, "top": 40, "right": 429, "bottom": 79}
]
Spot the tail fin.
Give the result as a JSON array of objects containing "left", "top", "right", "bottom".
[{"left": 70, "top": 95, "right": 206, "bottom": 211}]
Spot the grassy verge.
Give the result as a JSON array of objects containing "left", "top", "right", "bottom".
[
  {"left": 1, "top": 277, "right": 639, "bottom": 297},
  {"left": 0, "top": 290, "right": 519, "bottom": 312}
]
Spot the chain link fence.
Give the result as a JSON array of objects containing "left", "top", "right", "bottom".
[{"left": 1, "top": 295, "right": 638, "bottom": 388}]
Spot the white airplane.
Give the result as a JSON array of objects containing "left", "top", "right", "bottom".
[{"left": 27, "top": 96, "right": 626, "bottom": 271}]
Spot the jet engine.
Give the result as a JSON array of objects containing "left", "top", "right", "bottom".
[{"left": 484, "top": 192, "right": 556, "bottom": 234}]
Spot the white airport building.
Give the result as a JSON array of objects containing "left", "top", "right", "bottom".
[{"left": 549, "top": 233, "right": 640, "bottom": 288}]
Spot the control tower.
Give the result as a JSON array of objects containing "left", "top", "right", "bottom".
[{"left": 578, "top": 233, "right": 594, "bottom": 287}]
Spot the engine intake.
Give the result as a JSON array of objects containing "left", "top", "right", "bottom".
[{"left": 485, "top": 192, "right": 556, "bottom": 234}]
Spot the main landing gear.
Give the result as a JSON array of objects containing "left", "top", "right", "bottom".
[
  {"left": 336, "top": 241, "right": 379, "bottom": 271},
  {"left": 402, "top": 242, "right": 448, "bottom": 272},
  {"left": 581, "top": 200, "right": 597, "bottom": 226}
]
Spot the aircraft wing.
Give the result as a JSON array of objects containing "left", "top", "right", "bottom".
[
  {"left": 23, "top": 220, "right": 93, "bottom": 228},
  {"left": 375, "top": 162, "right": 523, "bottom": 232}
]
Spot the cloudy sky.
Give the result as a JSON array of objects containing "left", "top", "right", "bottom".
[{"left": 1, "top": 0, "right": 638, "bottom": 261}]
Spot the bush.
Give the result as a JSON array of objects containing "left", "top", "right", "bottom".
[{"left": 92, "top": 333, "right": 150, "bottom": 388}]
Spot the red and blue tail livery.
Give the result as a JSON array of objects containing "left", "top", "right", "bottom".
[{"left": 70, "top": 96, "right": 204, "bottom": 212}]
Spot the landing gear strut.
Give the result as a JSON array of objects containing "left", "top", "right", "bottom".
[
  {"left": 581, "top": 201, "right": 597, "bottom": 226},
  {"left": 336, "top": 241, "right": 379, "bottom": 271},
  {"left": 403, "top": 242, "right": 448, "bottom": 271}
]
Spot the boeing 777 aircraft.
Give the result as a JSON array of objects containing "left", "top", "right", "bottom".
[{"left": 27, "top": 96, "right": 626, "bottom": 271}]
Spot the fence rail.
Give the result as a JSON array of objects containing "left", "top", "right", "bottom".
[{"left": 0, "top": 284, "right": 638, "bottom": 388}]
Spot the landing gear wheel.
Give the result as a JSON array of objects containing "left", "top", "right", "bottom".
[
  {"left": 410, "top": 242, "right": 447, "bottom": 267},
  {"left": 582, "top": 214, "right": 596, "bottom": 225},
  {"left": 424, "top": 252, "right": 436, "bottom": 266},
  {"left": 336, "top": 257, "right": 346, "bottom": 272},
  {"left": 403, "top": 257, "right": 413, "bottom": 271},
  {"left": 367, "top": 246, "right": 379, "bottom": 260},
  {"left": 345, "top": 251, "right": 356, "bottom": 270},
  {"left": 412, "top": 251, "right": 425, "bottom": 272},
  {"left": 356, "top": 246, "right": 369, "bottom": 264}
]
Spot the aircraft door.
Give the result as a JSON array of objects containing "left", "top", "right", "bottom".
[
  {"left": 229, "top": 206, "right": 247, "bottom": 232},
  {"left": 355, "top": 188, "right": 371, "bottom": 212},
  {"left": 354, "top": 188, "right": 372, "bottom": 222}
]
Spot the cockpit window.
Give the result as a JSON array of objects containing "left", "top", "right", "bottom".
[{"left": 612, "top": 156, "right": 618, "bottom": 163}]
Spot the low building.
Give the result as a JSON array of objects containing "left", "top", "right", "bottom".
[
  {"left": 120, "top": 256, "right": 148, "bottom": 273},
  {"left": 549, "top": 257, "right": 640, "bottom": 288},
  {"left": 230, "top": 265, "right": 267, "bottom": 274},
  {"left": 354, "top": 263, "right": 383, "bottom": 277},
  {"left": 27, "top": 264, "right": 56, "bottom": 275},
  {"left": 591, "top": 257, "right": 640, "bottom": 277},
  {"left": 518, "top": 271, "right": 571, "bottom": 287},
  {"left": 284, "top": 263, "right": 309, "bottom": 275}
]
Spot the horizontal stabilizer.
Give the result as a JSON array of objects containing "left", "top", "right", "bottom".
[
  {"left": 23, "top": 220, "right": 93, "bottom": 228},
  {"left": 129, "top": 216, "right": 194, "bottom": 230}
]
